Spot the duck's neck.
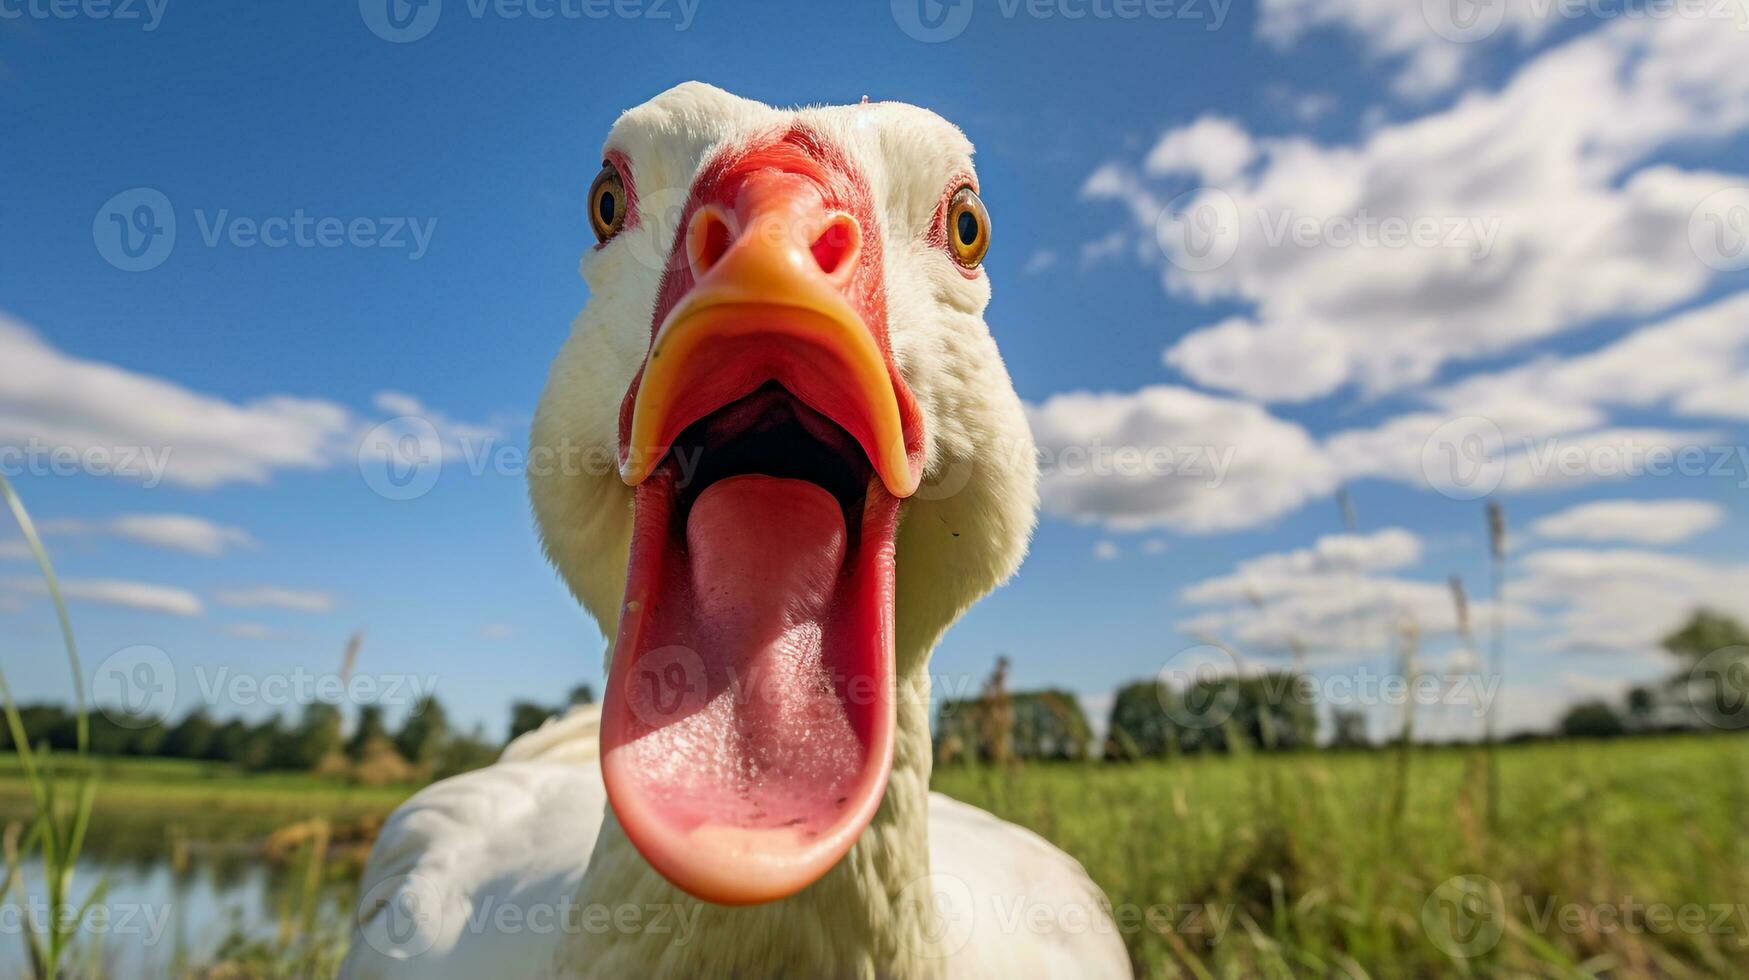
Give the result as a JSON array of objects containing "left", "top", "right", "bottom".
[{"left": 566, "top": 666, "right": 940, "bottom": 979}]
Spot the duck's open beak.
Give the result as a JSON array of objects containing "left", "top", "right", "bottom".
[{"left": 600, "top": 161, "right": 923, "bottom": 906}]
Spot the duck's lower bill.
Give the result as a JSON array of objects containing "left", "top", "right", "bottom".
[{"left": 601, "top": 381, "right": 902, "bottom": 906}]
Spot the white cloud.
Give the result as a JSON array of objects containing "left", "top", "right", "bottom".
[
  {"left": 1531, "top": 499, "right": 1726, "bottom": 544},
  {"left": 1515, "top": 547, "right": 1749, "bottom": 655},
  {"left": 1145, "top": 114, "right": 1256, "bottom": 184},
  {"left": 1142, "top": 538, "right": 1169, "bottom": 555},
  {"left": 480, "top": 623, "right": 516, "bottom": 640},
  {"left": 1089, "top": 18, "right": 1749, "bottom": 402},
  {"left": 38, "top": 514, "right": 257, "bottom": 556},
  {"left": 213, "top": 586, "right": 336, "bottom": 613},
  {"left": 1022, "top": 250, "right": 1058, "bottom": 275},
  {"left": 1431, "top": 291, "right": 1749, "bottom": 424},
  {"left": 1182, "top": 528, "right": 1424, "bottom": 606},
  {"left": 3, "top": 577, "right": 202, "bottom": 616},
  {"left": 1027, "top": 385, "right": 1337, "bottom": 533},
  {"left": 222, "top": 622, "right": 275, "bottom": 639},
  {"left": 1260, "top": 0, "right": 1576, "bottom": 97},
  {"left": 1327, "top": 291, "right": 1749, "bottom": 494},
  {"left": 0, "top": 540, "right": 31, "bottom": 560},
  {"left": 1092, "top": 540, "right": 1120, "bottom": 560},
  {"left": 0, "top": 315, "right": 354, "bottom": 488},
  {"left": 1163, "top": 316, "right": 1350, "bottom": 403},
  {"left": 0, "top": 314, "right": 499, "bottom": 490}
]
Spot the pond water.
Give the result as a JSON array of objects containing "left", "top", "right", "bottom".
[{"left": 1, "top": 850, "right": 358, "bottom": 976}]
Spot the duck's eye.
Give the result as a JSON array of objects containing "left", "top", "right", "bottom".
[
  {"left": 946, "top": 186, "right": 989, "bottom": 269},
  {"left": 588, "top": 163, "right": 629, "bottom": 243}
]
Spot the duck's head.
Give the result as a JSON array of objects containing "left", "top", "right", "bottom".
[{"left": 530, "top": 82, "right": 1036, "bottom": 908}]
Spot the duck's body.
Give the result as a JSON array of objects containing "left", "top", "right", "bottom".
[
  {"left": 347, "top": 705, "right": 1125, "bottom": 978},
  {"left": 341, "top": 83, "right": 1128, "bottom": 978}
]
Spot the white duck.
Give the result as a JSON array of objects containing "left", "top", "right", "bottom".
[{"left": 341, "top": 82, "right": 1128, "bottom": 979}]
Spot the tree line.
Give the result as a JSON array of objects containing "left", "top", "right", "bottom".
[
  {"left": 936, "top": 610, "right": 1749, "bottom": 763},
  {"left": 2, "top": 682, "right": 596, "bottom": 784}
]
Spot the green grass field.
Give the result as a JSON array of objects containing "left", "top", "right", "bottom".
[
  {"left": 2, "top": 738, "right": 1744, "bottom": 977},
  {"left": 936, "top": 734, "right": 1749, "bottom": 978},
  {"left": 0, "top": 755, "right": 416, "bottom": 860}
]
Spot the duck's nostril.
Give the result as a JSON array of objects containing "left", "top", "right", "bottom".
[
  {"left": 809, "top": 216, "right": 858, "bottom": 276},
  {"left": 688, "top": 209, "right": 734, "bottom": 277}
]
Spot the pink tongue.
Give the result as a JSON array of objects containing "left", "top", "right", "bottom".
[{"left": 642, "top": 475, "right": 862, "bottom": 833}]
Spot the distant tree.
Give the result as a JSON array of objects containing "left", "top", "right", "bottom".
[
  {"left": 347, "top": 705, "right": 390, "bottom": 762},
  {"left": 935, "top": 688, "right": 1091, "bottom": 762},
  {"left": 395, "top": 695, "right": 450, "bottom": 770},
  {"left": 1106, "top": 671, "right": 1317, "bottom": 759},
  {"left": 164, "top": 709, "right": 217, "bottom": 759},
  {"left": 1662, "top": 610, "right": 1749, "bottom": 662},
  {"left": 436, "top": 723, "right": 499, "bottom": 779},
  {"left": 0, "top": 704, "right": 75, "bottom": 752},
  {"left": 1662, "top": 610, "right": 1749, "bottom": 730},
  {"left": 1329, "top": 709, "right": 1370, "bottom": 749},
  {"left": 1560, "top": 701, "right": 1626, "bottom": 739},
  {"left": 567, "top": 685, "right": 595, "bottom": 706},
  {"left": 508, "top": 701, "right": 552, "bottom": 743},
  {"left": 1105, "top": 681, "right": 1176, "bottom": 759},
  {"left": 274, "top": 703, "right": 343, "bottom": 770}
]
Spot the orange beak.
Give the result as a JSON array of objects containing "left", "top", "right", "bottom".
[
  {"left": 600, "top": 162, "right": 919, "bottom": 906},
  {"left": 618, "top": 171, "right": 919, "bottom": 499}
]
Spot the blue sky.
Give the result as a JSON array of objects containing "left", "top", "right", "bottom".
[{"left": 3, "top": 1, "right": 1747, "bottom": 741}]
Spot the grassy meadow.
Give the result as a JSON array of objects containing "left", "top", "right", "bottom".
[
  {"left": 936, "top": 735, "right": 1749, "bottom": 978},
  {"left": 1, "top": 738, "right": 1742, "bottom": 977}
]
